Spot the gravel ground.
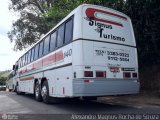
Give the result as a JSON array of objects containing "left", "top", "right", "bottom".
[{"left": 98, "top": 93, "right": 160, "bottom": 106}]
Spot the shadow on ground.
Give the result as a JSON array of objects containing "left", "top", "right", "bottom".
[{"left": 5, "top": 92, "right": 135, "bottom": 114}]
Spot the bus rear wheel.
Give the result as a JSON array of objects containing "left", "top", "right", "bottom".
[
  {"left": 41, "top": 81, "right": 50, "bottom": 104},
  {"left": 35, "top": 81, "right": 42, "bottom": 102}
]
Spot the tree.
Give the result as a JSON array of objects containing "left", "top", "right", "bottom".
[
  {"left": 45, "top": 0, "right": 81, "bottom": 29},
  {"left": 125, "top": 0, "right": 160, "bottom": 67},
  {"left": 124, "top": 0, "right": 160, "bottom": 93},
  {"left": 0, "top": 77, "right": 7, "bottom": 85},
  {"left": 8, "top": 0, "right": 55, "bottom": 50}
]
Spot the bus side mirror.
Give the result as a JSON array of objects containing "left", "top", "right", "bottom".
[{"left": 13, "top": 65, "right": 15, "bottom": 70}]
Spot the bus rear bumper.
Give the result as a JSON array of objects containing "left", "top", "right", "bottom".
[{"left": 72, "top": 79, "right": 140, "bottom": 97}]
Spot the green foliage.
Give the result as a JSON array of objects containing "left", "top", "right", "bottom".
[
  {"left": 0, "top": 71, "right": 9, "bottom": 85},
  {"left": 8, "top": 13, "right": 48, "bottom": 50},
  {"left": 125, "top": 0, "right": 160, "bottom": 68},
  {"left": 45, "top": 0, "right": 81, "bottom": 29},
  {"left": 0, "top": 77, "right": 7, "bottom": 85},
  {"left": 8, "top": 0, "right": 54, "bottom": 50}
]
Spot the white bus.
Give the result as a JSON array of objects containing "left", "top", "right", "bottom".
[{"left": 13, "top": 4, "right": 139, "bottom": 103}]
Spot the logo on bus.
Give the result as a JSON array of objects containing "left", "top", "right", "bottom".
[
  {"left": 84, "top": 8, "right": 126, "bottom": 42},
  {"left": 85, "top": 8, "right": 127, "bottom": 27}
]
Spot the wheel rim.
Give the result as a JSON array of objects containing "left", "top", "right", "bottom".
[
  {"left": 35, "top": 85, "right": 39, "bottom": 97},
  {"left": 41, "top": 85, "right": 47, "bottom": 99}
]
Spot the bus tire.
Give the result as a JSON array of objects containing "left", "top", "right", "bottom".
[
  {"left": 35, "top": 81, "right": 42, "bottom": 102},
  {"left": 41, "top": 81, "right": 50, "bottom": 104}
]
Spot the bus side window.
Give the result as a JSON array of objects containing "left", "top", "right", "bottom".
[
  {"left": 31, "top": 48, "right": 35, "bottom": 62},
  {"left": 57, "top": 24, "right": 65, "bottom": 47},
  {"left": 34, "top": 44, "right": 39, "bottom": 60},
  {"left": 17, "top": 59, "right": 20, "bottom": 69},
  {"left": 39, "top": 41, "right": 44, "bottom": 58},
  {"left": 25, "top": 53, "right": 28, "bottom": 65},
  {"left": 43, "top": 35, "right": 50, "bottom": 55},
  {"left": 50, "top": 31, "right": 57, "bottom": 51},
  {"left": 21, "top": 56, "right": 24, "bottom": 67},
  {"left": 28, "top": 50, "right": 31, "bottom": 63},
  {"left": 64, "top": 18, "right": 73, "bottom": 44},
  {"left": 18, "top": 58, "right": 21, "bottom": 68},
  {"left": 21, "top": 57, "right": 23, "bottom": 67}
]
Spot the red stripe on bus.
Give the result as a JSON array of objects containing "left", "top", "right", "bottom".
[
  {"left": 27, "top": 64, "right": 34, "bottom": 71},
  {"left": 86, "top": 8, "right": 127, "bottom": 27},
  {"left": 34, "top": 60, "right": 42, "bottom": 69},
  {"left": 20, "top": 76, "right": 34, "bottom": 81},
  {"left": 20, "top": 50, "right": 64, "bottom": 75},
  {"left": 56, "top": 50, "right": 64, "bottom": 62},
  {"left": 42, "top": 53, "right": 56, "bottom": 66}
]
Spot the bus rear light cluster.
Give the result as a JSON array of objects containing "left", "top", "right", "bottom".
[
  {"left": 123, "top": 72, "right": 138, "bottom": 79},
  {"left": 132, "top": 73, "right": 138, "bottom": 78},
  {"left": 123, "top": 72, "right": 131, "bottom": 78},
  {"left": 84, "top": 71, "right": 93, "bottom": 77},
  {"left": 96, "top": 71, "right": 106, "bottom": 78}
]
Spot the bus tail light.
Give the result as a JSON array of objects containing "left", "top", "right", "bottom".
[
  {"left": 84, "top": 71, "right": 93, "bottom": 77},
  {"left": 123, "top": 72, "right": 131, "bottom": 78},
  {"left": 96, "top": 71, "right": 106, "bottom": 78},
  {"left": 132, "top": 72, "right": 138, "bottom": 78}
]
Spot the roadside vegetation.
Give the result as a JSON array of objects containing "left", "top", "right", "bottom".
[
  {"left": 7, "top": 0, "right": 160, "bottom": 95},
  {"left": 0, "top": 71, "right": 10, "bottom": 85}
]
